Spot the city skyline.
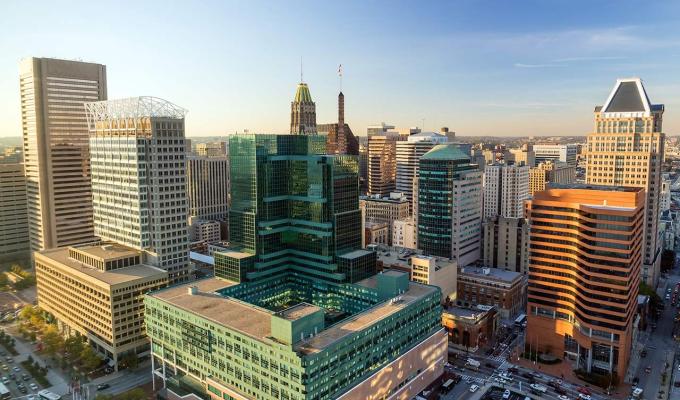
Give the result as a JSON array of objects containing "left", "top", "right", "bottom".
[{"left": 2, "top": 1, "right": 680, "bottom": 138}]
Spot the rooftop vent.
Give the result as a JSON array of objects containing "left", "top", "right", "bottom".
[{"left": 188, "top": 286, "right": 198, "bottom": 295}]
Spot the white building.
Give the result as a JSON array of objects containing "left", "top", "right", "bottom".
[
  {"left": 533, "top": 144, "right": 578, "bottom": 167},
  {"left": 396, "top": 132, "right": 448, "bottom": 210},
  {"left": 392, "top": 218, "right": 417, "bottom": 249},
  {"left": 193, "top": 220, "right": 222, "bottom": 244},
  {"left": 483, "top": 163, "right": 529, "bottom": 220},
  {"left": 187, "top": 154, "right": 229, "bottom": 241},
  {"left": 86, "top": 97, "right": 191, "bottom": 283}
]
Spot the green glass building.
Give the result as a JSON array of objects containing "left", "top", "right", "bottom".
[{"left": 145, "top": 134, "right": 448, "bottom": 400}]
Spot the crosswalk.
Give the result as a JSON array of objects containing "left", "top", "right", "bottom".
[
  {"left": 459, "top": 373, "right": 485, "bottom": 385},
  {"left": 487, "top": 354, "right": 508, "bottom": 364}
]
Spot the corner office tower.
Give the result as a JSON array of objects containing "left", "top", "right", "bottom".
[
  {"left": 85, "top": 97, "right": 191, "bottom": 283},
  {"left": 585, "top": 78, "right": 664, "bottom": 286}
]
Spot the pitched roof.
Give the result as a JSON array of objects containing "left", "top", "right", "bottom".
[
  {"left": 293, "top": 83, "right": 314, "bottom": 103},
  {"left": 421, "top": 144, "right": 470, "bottom": 161},
  {"left": 601, "top": 78, "right": 658, "bottom": 115}
]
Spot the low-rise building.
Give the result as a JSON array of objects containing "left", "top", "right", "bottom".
[
  {"left": 392, "top": 218, "right": 417, "bottom": 249},
  {"left": 192, "top": 220, "right": 222, "bottom": 243},
  {"left": 360, "top": 193, "right": 410, "bottom": 245},
  {"left": 457, "top": 266, "right": 526, "bottom": 320},
  {"left": 35, "top": 243, "right": 169, "bottom": 369},
  {"left": 442, "top": 305, "right": 499, "bottom": 351},
  {"left": 364, "top": 222, "right": 389, "bottom": 247}
]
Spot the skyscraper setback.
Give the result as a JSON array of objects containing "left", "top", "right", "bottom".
[
  {"left": 585, "top": 78, "right": 665, "bottom": 286},
  {"left": 19, "top": 57, "right": 107, "bottom": 251}
]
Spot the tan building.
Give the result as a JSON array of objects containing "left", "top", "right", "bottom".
[
  {"left": 377, "top": 250, "right": 457, "bottom": 302},
  {"left": 442, "top": 305, "right": 499, "bottom": 351},
  {"left": 482, "top": 216, "right": 529, "bottom": 274},
  {"left": 194, "top": 142, "right": 227, "bottom": 157},
  {"left": 35, "top": 243, "right": 168, "bottom": 368},
  {"left": 360, "top": 193, "right": 410, "bottom": 245},
  {"left": 527, "top": 185, "right": 643, "bottom": 376},
  {"left": 19, "top": 58, "right": 106, "bottom": 252},
  {"left": 457, "top": 266, "right": 526, "bottom": 320},
  {"left": 364, "top": 222, "right": 389, "bottom": 246},
  {"left": 586, "top": 78, "right": 664, "bottom": 286},
  {"left": 392, "top": 217, "right": 417, "bottom": 249},
  {"left": 529, "top": 160, "right": 576, "bottom": 195},
  {"left": 509, "top": 144, "right": 535, "bottom": 167},
  {"left": 367, "top": 132, "right": 399, "bottom": 196},
  {"left": 0, "top": 163, "right": 30, "bottom": 261}
]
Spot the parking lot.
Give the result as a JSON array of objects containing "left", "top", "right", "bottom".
[{"left": 0, "top": 351, "right": 44, "bottom": 398}]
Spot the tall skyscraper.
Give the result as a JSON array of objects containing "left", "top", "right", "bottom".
[
  {"left": 533, "top": 144, "right": 578, "bottom": 167},
  {"left": 483, "top": 163, "right": 529, "bottom": 220},
  {"left": 585, "top": 78, "right": 665, "bottom": 286},
  {"left": 144, "top": 133, "right": 448, "bottom": 400},
  {"left": 526, "top": 185, "right": 643, "bottom": 376},
  {"left": 85, "top": 97, "right": 190, "bottom": 283},
  {"left": 187, "top": 154, "right": 229, "bottom": 240},
  {"left": 290, "top": 82, "right": 317, "bottom": 135},
  {"left": 418, "top": 144, "right": 482, "bottom": 266},
  {"left": 396, "top": 131, "right": 448, "bottom": 211},
  {"left": 318, "top": 92, "right": 359, "bottom": 155},
  {"left": 367, "top": 132, "right": 399, "bottom": 196},
  {"left": 19, "top": 57, "right": 107, "bottom": 251},
  {"left": 0, "top": 162, "right": 30, "bottom": 260}
]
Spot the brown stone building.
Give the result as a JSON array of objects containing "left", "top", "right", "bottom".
[
  {"left": 442, "top": 305, "right": 499, "bottom": 351},
  {"left": 318, "top": 92, "right": 359, "bottom": 155},
  {"left": 457, "top": 266, "right": 526, "bottom": 320}
]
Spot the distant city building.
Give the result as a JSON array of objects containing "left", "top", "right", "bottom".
[
  {"left": 187, "top": 154, "right": 229, "bottom": 240},
  {"left": 195, "top": 141, "right": 227, "bottom": 157},
  {"left": 35, "top": 243, "right": 168, "bottom": 369},
  {"left": 192, "top": 220, "right": 222, "bottom": 244},
  {"left": 317, "top": 91, "right": 359, "bottom": 155},
  {"left": 661, "top": 176, "right": 672, "bottom": 212},
  {"left": 526, "top": 185, "right": 644, "bottom": 376},
  {"left": 290, "top": 82, "right": 317, "bottom": 135},
  {"left": 0, "top": 163, "right": 30, "bottom": 260},
  {"left": 533, "top": 144, "right": 578, "bottom": 167},
  {"left": 508, "top": 144, "right": 535, "bottom": 167},
  {"left": 457, "top": 266, "right": 526, "bottom": 320},
  {"left": 396, "top": 132, "right": 448, "bottom": 210},
  {"left": 482, "top": 216, "right": 529, "bottom": 274},
  {"left": 358, "top": 139, "right": 368, "bottom": 192},
  {"left": 19, "top": 57, "right": 107, "bottom": 251},
  {"left": 418, "top": 144, "right": 482, "bottom": 266},
  {"left": 0, "top": 147, "right": 23, "bottom": 164},
  {"left": 366, "top": 122, "right": 395, "bottom": 136},
  {"left": 85, "top": 97, "right": 191, "bottom": 283},
  {"left": 392, "top": 217, "right": 417, "bottom": 249},
  {"left": 483, "top": 163, "right": 529, "bottom": 220},
  {"left": 367, "top": 132, "right": 399, "bottom": 196},
  {"left": 364, "top": 222, "right": 389, "bottom": 247},
  {"left": 529, "top": 160, "right": 576, "bottom": 195},
  {"left": 660, "top": 210, "right": 675, "bottom": 251},
  {"left": 585, "top": 78, "right": 665, "bottom": 286},
  {"left": 360, "top": 192, "right": 410, "bottom": 245},
  {"left": 442, "top": 305, "right": 499, "bottom": 351}
]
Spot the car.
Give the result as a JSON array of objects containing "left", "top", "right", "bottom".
[
  {"left": 485, "top": 362, "right": 496, "bottom": 368},
  {"left": 522, "top": 372, "right": 533, "bottom": 379},
  {"left": 640, "top": 350, "right": 647, "bottom": 358},
  {"left": 469, "top": 384, "right": 479, "bottom": 393},
  {"left": 645, "top": 366, "right": 652, "bottom": 373},
  {"left": 96, "top": 383, "right": 110, "bottom": 391},
  {"left": 5, "top": 357, "right": 12, "bottom": 363},
  {"left": 19, "top": 386, "right": 27, "bottom": 394},
  {"left": 558, "top": 396, "right": 569, "bottom": 400},
  {"left": 667, "top": 294, "right": 671, "bottom": 300},
  {"left": 1, "top": 377, "right": 8, "bottom": 384},
  {"left": 29, "top": 383, "right": 38, "bottom": 391},
  {"left": 502, "top": 389, "right": 511, "bottom": 399},
  {"left": 675, "top": 381, "right": 680, "bottom": 388},
  {"left": 508, "top": 366, "right": 518, "bottom": 373},
  {"left": 13, "top": 366, "right": 20, "bottom": 372},
  {"left": 1, "top": 365, "right": 7, "bottom": 371},
  {"left": 578, "top": 395, "right": 591, "bottom": 400},
  {"left": 555, "top": 386, "right": 567, "bottom": 395},
  {"left": 633, "top": 376, "right": 639, "bottom": 385},
  {"left": 578, "top": 386, "right": 592, "bottom": 395}
]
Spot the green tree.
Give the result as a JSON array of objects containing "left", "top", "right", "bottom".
[
  {"left": 79, "top": 346, "right": 102, "bottom": 371},
  {"left": 42, "top": 325, "right": 63, "bottom": 356},
  {"left": 120, "top": 353, "right": 139, "bottom": 370},
  {"left": 64, "top": 335, "right": 85, "bottom": 357},
  {"left": 640, "top": 282, "right": 662, "bottom": 310}
]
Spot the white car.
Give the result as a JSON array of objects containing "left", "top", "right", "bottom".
[
  {"left": 502, "top": 389, "right": 511, "bottom": 399},
  {"left": 29, "top": 383, "right": 39, "bottom": 391},
  {"left": 578, "top": 394, "right": 591, "bottom": 400},
  {"left": 558, "top": 396, "right": 569, "bottom": 400},
  {"left": 469, "top": 384, "right": 479, "bottom": 393}
]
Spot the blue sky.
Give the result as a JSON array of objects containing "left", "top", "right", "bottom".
[{"left": 1, "top": 0, "right": 680, "bottom": 137}]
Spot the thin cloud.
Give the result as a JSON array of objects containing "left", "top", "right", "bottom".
[
  {"left": 553, "top": 56, "right": 628, "bottom": 62},
  {"left": 514, "top": 63, "right": 563, "bottom": 68}
]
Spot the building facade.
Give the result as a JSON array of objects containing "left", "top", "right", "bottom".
[
  {"left": 526, "top": 185, "right": 644, "bottom": 376},
  {"left": 85, "top": 97, "right": 191, "bottom": 283},
  {"left": 533, "top": 144, "right": 578, "bottom": 167},
  {"left": 317, "top": 92, "right": 359, "bottom": 155},
  {"left": 392, "top": 217, "right": 417, "bottom": 249},
  {"left": 418, "top": 144, "right": 482, "bottom": 267},
  {"left": 482, "top": 216, "right": 529, "bottom": 274},
  {"left": 585, "top": 78, "right": 665, "bottom": 286},
  {"left": 187, "top": 154, "right": 229, "bottom": 241},
  {"left": 290, "top": 83, "right": 317, "bottom": 135},
  {"left": 529, "top": 161, "right": 576, "bottom": 195},
  {"left": 19, "top": 57, "right": 106, "bottom": 251},
  {"left": 360, "top": 193, "right": 410, "bottom": 245},
  {"left": 483, "top": 163, "right": 529, "bottom": 220},
  {"left": 364, "top": 222, "right": 389, "bottom": 247},
  {"left": 395, "top": 132, "right": 448, "bottom": 211},
  {"left": 442, "top": 305, "right": 499, "bottom": 352},
  {"left": 367, "top": 132, "right": 399, "bottom": 196},
  {"left": 0, "top": 163, "right": 30, "bottom": 260},
  {"left": 35, "top": 244, "right": 168, "bottom": 368},
  {"left": 457, "top": 266, "right": 526, "bottom": 320}
]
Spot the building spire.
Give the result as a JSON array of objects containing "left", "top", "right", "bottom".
[{"left": 300, "top": 56, "right": 304, "bottom": 83}]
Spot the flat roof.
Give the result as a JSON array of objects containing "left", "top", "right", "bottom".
[
  {"left": 37, "top": 247, "right": 167, "bottom": 286},
  {"left": 339, "top": 249, "right": 373, "bottom": 259},
  {"left": 295, "top": 281, "right": 437, "bottom": 354},
  {"left": 214, "top": 249, "right": 253, "bottom": 259},
  {"left": 459, "top": 266, "right": 522, "bottom": 283},
  {"left": 547, "top": 183, "right": 643, "bottom": 192},
  {"left": 73, "top": 243, "right": 140, "bottom": 261},
  {"left": 278, "top": 303, "right": 322, "bottom": 321},
  {"left": 152, "top": 278, "right": 272, "bottom": 339}
]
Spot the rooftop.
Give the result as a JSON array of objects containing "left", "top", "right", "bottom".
[
  {"left": 84, "top": 96, "right": 187, "bottom": 129},
  {"left": 277, "top": 303, "right": 322, "bottom": 321},
  {"left": 72, "top": 243, "right": 139, "bottom": 261},
  {"left": 36, "top": 246, "right": 167, "bottom": 286},
  {"left": 443, "top": 305, "right": 495, "bottom": 322},
  {"left": 421, "top": 144, "right": 470, "bottom": 161},
  {"left": 459, "top": 266, "right": 522, "bottom": 283},
  {"left": 339, "top": 249, "right": 374, "bottom": 260},
  {"left": 547, "top": 183, "right": 643, "bottom": 192},
  {"left": 293, "top": 83, "right": 314, "bottom": 103}
]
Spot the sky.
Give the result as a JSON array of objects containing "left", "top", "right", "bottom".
[{"left": 1, "top": 0, "right": 680, "bottom": 138}]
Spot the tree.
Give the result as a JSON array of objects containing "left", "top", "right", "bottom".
[
  {"left": 120, "top": 353, "right": 139, "bottom": 370},
  {"left": 42, "top": 325, "right": 63, "bottom": 356},
  {"left": 64, "top": 335, "right": 85, "bottom": 358},
  {"left": 640, "top": 282, "right": 662, "bottom": 311},
  {"left": 79, "top": 346, "right": 102, "bottom": 372}
]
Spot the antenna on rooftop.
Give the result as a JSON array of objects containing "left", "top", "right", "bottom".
[{"left": 300, "top": 56, "right": 303, "bottom": 83}]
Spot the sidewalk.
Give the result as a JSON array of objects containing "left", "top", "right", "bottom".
[{"left": 11, "top": 332, "right": 70, "bottom": 395}]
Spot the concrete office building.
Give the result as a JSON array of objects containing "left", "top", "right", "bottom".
[
  {"left": 187, "top": 154, "right": 229, "bottom": 240},
  {"left": 195, "top": 141, "right": 227, "bottom": 157},
  {"left": 19, "top": 57, "right": 106, "bottom": 251},
  {"left": 395, "top": 132, "right": 448, "bottom": 210},
  {"left": 533, "top": 144, "right": 578, "bottom": 167},
  {"left": 457, "top": 266, "right": 525, "bottom": 320},
  {"left": 85, "top": 97, "right": 191, "bottom": 283},
  {"left": 368, "top": 132, "right": 399, "bottom": 196},
  {"left": 529, "top": 160, "right": 576, "bottom": 195},
  {"left": 193, "top": 220, "right": 222, "bottom": 244},
  {"left": 360, "top": 192, "right": 410, "bottom": 245},
  {"left": 483, "top": 163, "right": 529, "bottom": 220},
  {"left": 364, "top": 221, "right": 389, "bottom": 247},
  {"left": 508, "top": 144, "right": 535, "bottom": 167},
  {"left": 483, "top": 216, "right": 529, "bottom": 274},
  {"left": 145, "top": 133, "right": 447, "bottom": 400},
  {"left": 35, "top": 243, "right": 168, "bottom": 368},
  {"left": 0, "top": 163, "right": 30, "bottom": 261},
  {"left": 585, "top": 78, "right": 665, "bottom": 286},
  {"left": 377, "top": 250, "right": 457, "bottom": 302},
  {"left": 418, "top": 144, "right": 482, "bottom": 267},
  {"left": 526, "top": 185, "right": 644, "bottom": 376}
]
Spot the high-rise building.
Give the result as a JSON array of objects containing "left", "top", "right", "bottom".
[
  {"left": 85, "top": 97, "right": 190, "bottom": 283},
  {"left": 19, "top": 57, "right": 107, "bottom": 251},
  {"left": 145, "top": 133, "right": 447, "bottom": 400},
  {"left": 290, "top": 82, "right": 316, "bottom": 135},
  {"left": 418, "top": 144, "right": 482, "bottom": 266},
  {"left": 0, "top": 163, "right": 30, "bottom": 260},
  {"left": 483, "top": 163, "right": 529, "bottom": 220},
  {"left": 482, "top": 216, "right": 529, "bottom": 274},
  {"left": 317, "top": 92, "right": 359, "bottom": 155},
  {"left": 187, "top": 154, "right": 229, "bottom": 240},
  {"left": 661, "top": 176, "right": 672, "bottom": 212},
  {"left": 367, "top": 122, "right": 395, "bottom": 136},
  {"left": 533, "top": 144, "right": 578, "bottom": 167},
  {"left": 396, "top": 132, "right": 448, "bottom": 211},
  {"left": 585, "top": 78, "right": 665, "bottom": 286},
  {"left": 358, "top": 138, "right": 368, "bottom": 193},
  {"left": 529, "top": 160, "right": 576, "bottom": 195},
  {"left": 526, "top": 185, "right": 644, "bottom": 376},
  {"left": 367, "top": 132, "right": 399, "bottom": 196}
]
